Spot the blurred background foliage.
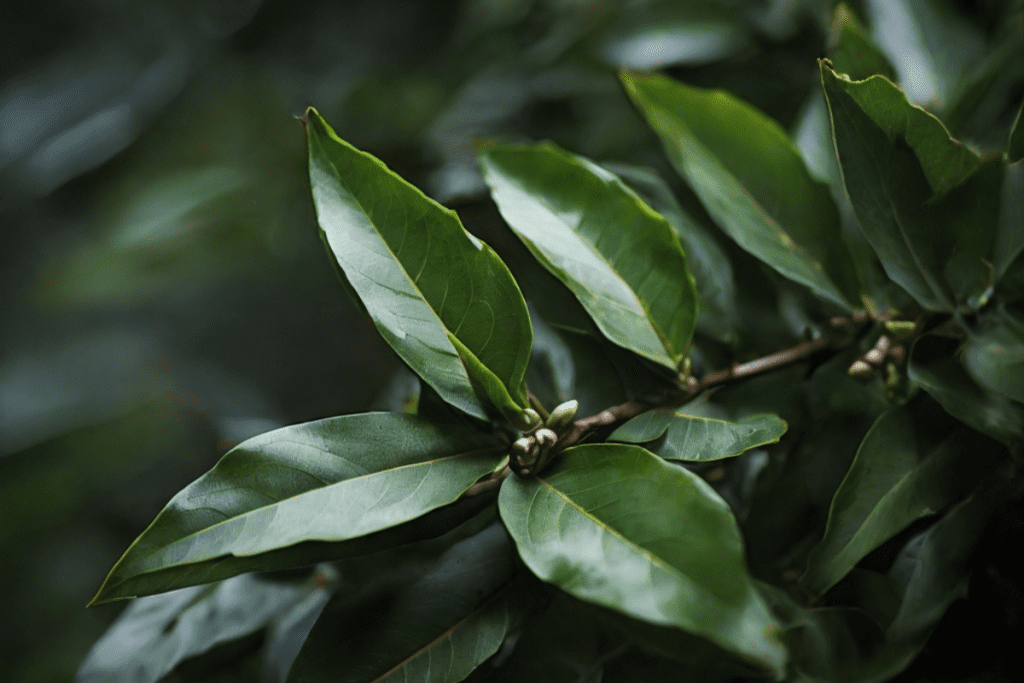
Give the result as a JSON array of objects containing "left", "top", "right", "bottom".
[{"left": 1, "top": 0, "right": 1021, "bottom": 681}]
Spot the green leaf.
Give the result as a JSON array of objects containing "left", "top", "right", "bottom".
[
  {"left": 479, "top": 141, "right": 698, "bottom": 370},
  {"left": 91, "top": 413, "right": 504, "bottom": 605},
  {"left": 908, "top": 334, "right": 1024, "bottom": 446},
  {"left": 263, "top": 577, "right": 334, "bottom": 683},
  {"left": 1009, "top": 100, "right": 1024, "bottom": 163},
  {"left": 886, "top": 485, "right": 1000, "bottom": 645},
  {"left": 287, "top": 522, "right": 538, "bottom": 683},
  {"left": 462, "top": 593, "right": 603, "bottom": 683},
  {"left": 802, "top": 406, "right": 993, "bottom": 597},
  {"left": 963, "top": 307, "right": 1024, "bottom": 404},
  {"left": 827, "top": 3, "right": 896, "bottom": 82},
  {"left": 77, "top": 573, "right": 321, "bottom": 683},
  {"left": 602, "top": 162, "right": 738, "bottom": 343},
  {"left": 609, "top": 406, "right": 786, "bottom": 462},
  {"left": 820, "top": 63, "right": 988, "bottom": 310},
  {"left": 621, "top": 69, "right": 858, "bottom": 311},
  {"left": 865, "top": 0, "right": 985, "bottom": 113},
  {"left": 821, "top": 59, "right": 980, "bottom": 189},
  {"left": 306, "top": 109, "right": 532, "bottom": 425},
  {"left": 597, "top": 1, "right": 749, "bottom": 70},
  {"left": 498, "top": 443, "right": 786, "bottom": 674},
  {"left": 994, "top": 161, "right": 1024, "bottom": 282}
]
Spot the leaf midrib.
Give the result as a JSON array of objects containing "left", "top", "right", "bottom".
[
  {"left": 313, "top": 129, "right": 491, "bottom": 385},
  {"left": 828, "top": 79, "right": 953, "bottom": 311},
  {"left": 369, "top": 579, "right": 514, "bottom": 683},
  {"left": 120, "top": 447, "right": 496, "bottom": 578},
  {"left": 496, "top": 167, "right": 676, "bottom": 363},
  {"left": 821, "top": 456, "right": 942, "bottom": 582},
  {"left": 534, "top": 474, "right": 736, "bottom": 617},
  {"left": 635, "top": 89, "right": 853, "bottom": 309}
]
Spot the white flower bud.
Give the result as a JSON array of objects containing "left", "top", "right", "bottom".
[
  {"left": 518, "top": 408, "right": 542, "bottom": 430},
  {"left": 545, "top": 400, "right": 578, "bottom": 432}
]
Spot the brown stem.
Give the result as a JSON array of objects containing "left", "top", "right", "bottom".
[
  {"left": 468, "top": 319, "right": 866, "bottom": 486},
  {"left": 557, "top": 400, "right": 646, "bottom": 450},
  {"left": 464, "top": 464, "right": 510, "bottom": 496},
  {"left": 694, "top": 334, "right": 834, "bottom": 394},
  {"left": 527, "top": 391, "right": 550, "bottom": 422}
]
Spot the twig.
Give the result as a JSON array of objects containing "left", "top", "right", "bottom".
[
  {"left": 527, "top": 391, "right": 550, "bottom": 423},
  {"left": 693, "top": 334, "right": 834, "bottom": 394},
  {"left": 464, "top": 463, "right": 510, "bottom": 496},
  {"left": 465, "top": 316, "right": 868, "bottom": 486},
  {"left": 557, "top": 401, "right": 646, "bottom": 450}
]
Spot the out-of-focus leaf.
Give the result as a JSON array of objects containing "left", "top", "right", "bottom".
[
  {"left": 0, "top": 332, "right": 170, "bottom": 456},
  {"left": 994, "top": 162, "right": 1024, "bottom": 282},
  {"left": 463, "top": 593, "right": 603, "bottom": 683},
  {"left": 287, "top": 522, "right": 538, "bottom": 683},
  {"left": 828, "top": 3, "right": 896, "bottom": 82},
  {"left": 865, "top": 0, "right": 985, "bottom": 112},
  {"left": 820, "top": 63, "right": 993, "bottom": 310},
  {"left": 480, "top": 141, "right": 697, "bottom": 371},
  {"left": 909, "top": 334, "right": 1023, "bottom": 446},
  {"left": 1009, "top": 100, "right": 1024, "bottom": 163},
  {"left": 597, "top": 2, "right": 749, "bottom": 70},
  {"left": 793, "top": 91, "right": 841, "bottom": 186},
  {"left": 76, "top": 573, "right": 319, "bottom": 683},
  {"left": 262, "top": 572, "right": 335, "bottom": 683},
  {"left": 306, "top": 109, "right": 532, "bottom": 425},
  {"left": 798, "top": 484, "right": 1006, "bottom": 682},
  {"left": 91, "top": 413, "right": 504, "bottom": 604},
  {"left": 499, "top": 444, "right": 786, "bottom": 675},
  {"left": 622, "top": 70, "right": 858, "bottom": 311},
  {"left": 963, "top": 307, "right": 1024, "bottom": 404},
  {"left": 793, "top": 607, "right": 888, "bottom": 682},
  {"left": 609, "top": 406, "right": 786, "bottom": 462},
  {"left": 803, "top": 406, "right": 995, "bottom": 597},
  {"left": 594, "top": 598, "right": 770, "bottom": 679},
  {"left": 0, "top": 27, "right": 197, "bottom": 196},
  {"left": 603, "top": 162, "right": 737, "bottom": 343},
  {"left": 886, "top": 485, "right": 1000, "bottom": 645},
  {"left": 28, "top": 68, "right": 307, "bottom": 309}
]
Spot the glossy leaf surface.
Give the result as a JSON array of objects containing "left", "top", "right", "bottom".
[
  {"left": 307, "top": 109, "right": 532, "bottom": 423},
  {"left": 92, "top": 413, "right": 504, "bottom": 604},
  {"left": 604, "top": 162, "right": 737, "bottom": 342},
  {"left": 288, "top": 522, "right": 536, "bottom": 683},
  {"left": 77, "top": 573, "right": 319, "bottom": 683},
  {"left": 803, "top": 407, "right": 989, "bottom": 596},
  {"left": 622, "top": 69, "right": 857, "bottom": 310},
  {"left": 480, "top": 141, "right": 697, "bottom": 369},
  {"left": 609, "top": 407, "right": 786, "bottom": 462},
  {"left": 498, "top": 443, "right": 786, "bottom": 674},
  {"left": 820, "top": 63, "right": 992, "bottom": 310}
]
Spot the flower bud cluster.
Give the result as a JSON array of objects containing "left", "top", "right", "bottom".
[{"left": 510, "top": 400, "right": 579, "bottom": 476}]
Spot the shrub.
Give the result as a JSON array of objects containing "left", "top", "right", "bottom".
[{"left": 78, "top": 5, "right": 1024, "bottom": 682}]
